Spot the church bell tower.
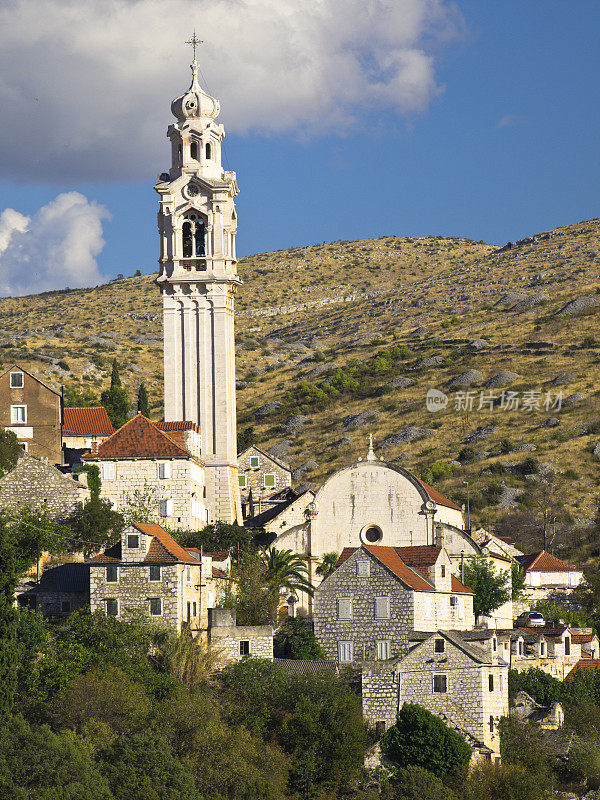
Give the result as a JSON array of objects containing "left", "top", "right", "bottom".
[{"left": 155, "top": 40, "right": 241, "bottom": 522}]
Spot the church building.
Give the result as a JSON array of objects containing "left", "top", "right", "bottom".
[{"left": 154, "top": 45, "right": 241, "bottom": 523}]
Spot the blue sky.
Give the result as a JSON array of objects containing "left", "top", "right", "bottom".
[{"left": 0, "top": 0, "right": 598, "bottom": 293}]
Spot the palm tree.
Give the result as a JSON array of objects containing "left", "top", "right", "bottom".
[
  {"left": 262, "top": 547, "right": 314, "bottom": 598},
  {"left": 316, "top": 551, "right": 339, "bottom": 580}
]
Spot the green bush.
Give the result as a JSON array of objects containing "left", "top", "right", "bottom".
[{"left": 381, "top": 703, "right": 471, "bottom": 781}]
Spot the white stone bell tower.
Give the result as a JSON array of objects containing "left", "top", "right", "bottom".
[{"left": 155, "top": 40, "right": 241, "bottom": 522}]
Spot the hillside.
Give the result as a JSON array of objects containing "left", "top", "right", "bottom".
[{"left": 2, "top": 218, "right": 600, "bottom": 536}]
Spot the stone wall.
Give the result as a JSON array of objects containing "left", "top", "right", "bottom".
[
  {"left": 0, "top": 367, "right": 62, "bottom": 464},
  {"left": 209, "top": 623, "right": 274, "bottom": 662},
  {"left": 361, "top": 665, "right": 399, "bottom": 729},
  {"left": 29, "top": 590, "right": 89, "bottom": 617},
  {"left": 87, "top": 457, "right": 205, "bottom": 530},
  {"left": 313, "top": 547, "right": 413, "bottom": 662},
  {"left": 238, "top": 446, "right": 291, "bottom": 500},
  {"left": 0, "top": 451, "right": 89, "bottom": 520},
  {"left": 90, "top": 560, "right": 202, "bottom": 633}
]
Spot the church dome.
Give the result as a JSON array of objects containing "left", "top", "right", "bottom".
[{"left": 171, "top": 61, "right": 220, "bottom": 122}]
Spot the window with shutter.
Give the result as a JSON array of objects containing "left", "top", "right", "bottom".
[
  {"left": 488, "top": 674, "right": 494, "bottom": 692},
  {"left": 149, "top": 598, "right": 162, "bottom": 616},
  {"left": 106, "top": 565, "right": 118, "bottom": 582},
  {"left": 264, "top": 473, "right": 276, "bottom": 488},
  {"left": 356, "top": 561, "right": 370, "bottom": 577},
  {"left": 238, "top": 474, "right": 247, "bottom": 488},
  {"left": 433, "top": 674, "right": 447, "bottom": 693},
  {"left": 159, "top": 499, "right": 173, "bottom": 517},
  {"left": 149, "top": 565, "right": 161, "bottom": 581},
  {"left": 376, "top": 640, "right": 390, "bottom": 660},
  {"left": 338, "top": 641, "right": 353, "bottom": 662},
  {"left": 337, "top": 598, "right": 352, "bottom": 619},
  {"left": 106, "top": 598, "right": 118, "bottom": 617},
  {"left": 250, "top": 456, "right": 259, "bottom": 468},
  {"left": 10, "top": 372, "right": 24, "bottom": 388},
  {"left": 157, "top": 461, "right": 171, "bottom": 479},
  {"left": 374, "top": 596, "right": 390, "bottom": 619},
  {"left": 434, "top": 638, "right": 445, "bottom": 653},
  {"left": 101, "top": 463, "right": 115, "bottom": 480}
]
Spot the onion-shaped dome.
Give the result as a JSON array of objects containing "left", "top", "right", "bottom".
[{"left": 171, "top": 60, "right": 220, "bottom": 122}]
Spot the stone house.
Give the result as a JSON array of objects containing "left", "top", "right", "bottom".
[
  {"left": 516, "top": 551, "right": 583, "bottom": 602},
  {"left": 313, "top": 544, "right": 475, "bottom": 663},
  {"left": 207, "top": 607, "right": 273, "bottom": 662},
  {"left": 17, "top": 563, "right": 90, "bottom": 617},
  {"left": 238, "top": 445, "right": 292, "bottom": 506},
  {"left": 0, "top": 449, "right": 90, "bottom": 520},
  {"left": 88, "top": 522, "right": 210, "bottom": 633},
  {"left": 512, "top": 691, "right": 565, "bottom": 729},
  {"left": 0, "top": 364, "right": 62, "bottom": 464},
  {"left": 62, "top": 406, "right": 114, "bottom": 466},
  {"left": 502, "top": 625, "right": 583, "bottom": 680},
  {"left": 362, "top": 629, "right": 508, "bottom": 761},
  {"left": 83, "top": 414, "right": 208, "bottom": 531}
]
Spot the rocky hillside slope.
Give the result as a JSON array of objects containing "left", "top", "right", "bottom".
[{"left": 2, "top": 218, "right": 599, "bottom": 530}]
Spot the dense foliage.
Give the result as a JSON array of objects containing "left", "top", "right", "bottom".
[
  {"left": 462, "top": 557, "right": 511, "bottom": 618},
  {"left": 0, "top": 428, "right": 22, "bottom": 476},
  {"left": 101, "top": 360, "right": 131, "bottom": 429},
  {"left": 381, "top": 703, "right": 471, "bottom": 781},
  {"left": 273, "top": 617, "right": 326, "bottom": 660}
]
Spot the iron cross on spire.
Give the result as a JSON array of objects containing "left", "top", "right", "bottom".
[{"left": 185, "top": 30, "right": 203, "bottom": 60}]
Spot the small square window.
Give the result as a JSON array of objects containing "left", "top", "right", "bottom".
[
  {"left": 10, "top": 405, "right": 26, "bottom": 423},
  {"left": 250, "top": 456, "right": 259, "bottom": 468},
  {"left": 433, "top": 674, "right": 447, "bottom": 693},
  {"left": 106, "top": 598, "right": 118, "bottom": 617},
  {"left": 149, "top": 598, "right": 162, "bottom": 616},
  {"left": 434, "top": 638, "right": 445, "bottom": 654},
  {"left": 238, "top": 474, "right": 247, "bottom": 488},
  {"left": 264, "top": 473, "right": 276, "bottom": 488},
  {"left": 127, "top": 534, "right": 139, "bottom": 549},
  {"left": 240, "top": 640, "right": 250, "bottom": 656},
  {"left": 101, "top": 463, "right": 115, "bottom": 480},
  {"left": 61, "top": 600, "right": 71, "bottom": 613},
  {"left": 106, "top": 565, "right": 118, "bottom": 582},
  {"left": 149, "top": 565, "right": 161, "bottom": 581},
  {"left": 356, "top": 561, "right": 370, "bottom": 577},
  {"left": 10, "top": 372, "right": 24, "bottom": 388}
]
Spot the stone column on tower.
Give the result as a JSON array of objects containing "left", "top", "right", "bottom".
[{"left": 155, "top": 52, "right": 241, "bottom": 523}]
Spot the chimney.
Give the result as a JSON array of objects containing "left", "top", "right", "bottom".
[
  {"left": 434, "top": 523, "right": 444, "bottom": 548},
  {"left": 90, "top": 440, "right": 99, "bottom": 456}
]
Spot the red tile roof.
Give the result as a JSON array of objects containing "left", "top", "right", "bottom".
[
  {"left": 572, "top": 632, "right": 595, "bottom": 644},
  {"left": 451, "top": 574, "right": 474, "bottom": 594},
  {"left": 336, "top": 545, "right": 473, "bottom": 593},
  {"left": 417, "top": 479, "right": 462, "bottom": 511},
  {"left": 63, "top": 407, "right": 115, "bottom": 436},
  {"left": 88, "top": 523, "right": 198, "bottom": 565},
  {"left": 155, "top": 421, "right": 201, "bottom": 433},
  {"left": 518, "top": 550, "right": 578, "bottom": 573},
  {"left": 82, "top": 414, "right": 194, "bottom": 461},
  {"left": 566, "top": 659, "right": 600, "bottom": 680}
]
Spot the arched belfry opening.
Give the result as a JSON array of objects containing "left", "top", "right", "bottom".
[
  {"left": 182, "top": 212, "right": 205, "bottom": 257},
  {"left": 205, "top": 142, "right": 212, "bottom": 160},
  {"left": 190, "top": 141, "right": 198, "bottom": 160}
]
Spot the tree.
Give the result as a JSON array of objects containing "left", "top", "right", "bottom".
[
  {"left": 315, "top": 552, "right": 339, "bottom": 581},
  {"left": 237, "top": 426, "right": 257, "bottom": 453},
  {"left": 274, "top": 617, "right": 326, "bottom": 660},
  {"left": 0, "top": 428, "right": 22, "bottom": 476},
  {"left": 137, "top": 382, "right": 149, "bottom": 416},
  {"left": 63, "top": 384, "right": 98, "bottom": 408},
  {"left": 97, "top": 732, "right": 201, "bottom": 800},
  {"left": 154, "top": 627, "right": 223, "bottom": 689},
  {"left": 176, "top": 520, "right": 256, "bottom": 554},
  {"left": 381, "top": 703, "right": 471, "bottom": 781},
  {"left": 262, "top": 547, "right": 313, "bottom": 599},
  {"left": 231, "top": 549, "right": 279, "bottom": 625},
  {"left": 462, "top": 557, "right": 510, "bottom": 619},
  {"left": 101, "top": 359, "right": 131, "bottom": 429},
  {"left": 121, "top": 481, "right": 159, "bottom": 524},
  {"left": 66, "top": 500, "right": 124, "bottom": 558},
  {"left": 0, "top": 516, "right": 19, "bottom": 716},
  {"left": 511, "top": 563, "right": 526, "bottom": 601},
  {"left": 392, "top": 765, "right": 457, "bottom": 800}
]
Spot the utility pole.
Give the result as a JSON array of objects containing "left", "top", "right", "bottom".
[{"left": 463, "top": 480, "right": 471, "bottom": 532}]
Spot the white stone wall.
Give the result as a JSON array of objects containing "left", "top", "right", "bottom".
[
  {"left": 209, "top": 624, "right": 273, "bottom": 663},
  {"left": 413, "top": 591, "right": 475, "bottom": 631},
  {"left": 310, "top": 462, "right": 464, "bottom": 560},
  {"left": 88, "top": 457, "right": 205, "bottom": 530}
]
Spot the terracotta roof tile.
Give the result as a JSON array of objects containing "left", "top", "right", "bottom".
[
  {"left": 566, "top": 659, "right": 600, "bottom": 680},
  {"left": 155, "top": 421, "right": 200, "bottom": 432},
  {"left": 362, "top": 545, "right": 435, "bottom": 591},
  {"left": 451, "top": 574, "right": 474, "bottom": 594},
  {"left": 82, "top": 414, "right": 192, "bottom": 460},
  {"left": 212, "top": 567, "right": 229, "bottom": 579},
  {"left": 87, "top": 524, "right": 198, "bottom": 565},
  {"left": 518, "top": 550, "right": 578, "bottom": 573},
  {"left": 417, "top": 479, "right": 462, "bottom": 511},
  {"left": 572, "top": 633, "right": 595, "bottom": 644},
  {"left": 63, "top": 407, "right": 115, "bottom": 436},
  {"left": 87, "top": 541, "right": 122, "bottom": 563}
]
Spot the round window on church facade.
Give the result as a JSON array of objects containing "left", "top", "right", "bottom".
[{"left": 363, "top": 525, "right": 383, "bottom": 544}]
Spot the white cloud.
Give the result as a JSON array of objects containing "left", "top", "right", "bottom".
[
  {"left": 496, "top": 114, "right": 517, "bottom": 129},
  {"left": 0, "top": 0, "right": 463, "bottom": 182},
  {"left": 0, "top": 193, "right": 110, "bottom": 297}
]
